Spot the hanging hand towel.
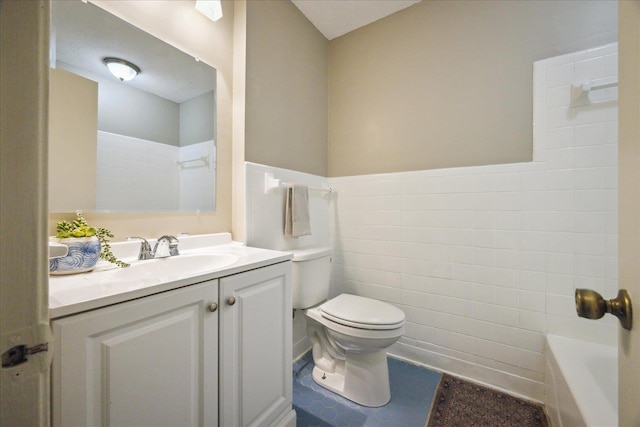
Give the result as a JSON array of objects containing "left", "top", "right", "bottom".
[{"left": 284, "top": 184, "right": 312, "bottom": 238}]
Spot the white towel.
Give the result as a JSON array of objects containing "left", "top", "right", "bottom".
[{"left": 284, "top": 184, "right": 311, "bottom": 238}]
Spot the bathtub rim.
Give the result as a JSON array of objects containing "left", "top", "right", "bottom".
[{"left": 545, "top": 334, "right": 617, "bottom": 427}]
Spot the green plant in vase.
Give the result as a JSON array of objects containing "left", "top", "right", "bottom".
[{"left": 51, "top": 214, "right": 129, "bottom": 273}]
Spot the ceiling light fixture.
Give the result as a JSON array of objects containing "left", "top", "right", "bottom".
[
  {"left": 103, "top": 57, "right": 140, "bottom": 82},
  {"left": 195, "top": 0, "right": 223, "bottom": 22}
]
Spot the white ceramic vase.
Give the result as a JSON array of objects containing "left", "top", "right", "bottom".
[{"left": 49, "top": 236, "right": 101, "bottom": 275}]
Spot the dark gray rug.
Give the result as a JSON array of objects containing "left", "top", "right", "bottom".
[{"left": 426, "top": 374, "right": 549, "bottom": 427}]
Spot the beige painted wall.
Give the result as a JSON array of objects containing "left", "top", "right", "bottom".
[
  {"left": 618, "top": 1, "right": 640, "bottom": 424},
  {"left": 46, "top": 1, "right": 618, "bottom": 236},
  {"left": 328, "top": 0, "right": 618, "bottom": 177},
  {"left": 245, "top": 0, "right": 328, "bottom": 177},
  {"left": 49, "top": 68, "right": 97, "bottom": 213},
  {"left": 231, "top": 0, "right": 248, "bottom": 243},
  {"left": 48, "top": 0, "right": 236, "bottom": 241}
]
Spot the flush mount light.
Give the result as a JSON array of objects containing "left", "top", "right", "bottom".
[
  {"left": 103, "top": 57, "right": 140, "bottom": 82},
  {"left": 195, "top": 0, "right": 223, "bottom": 22}
]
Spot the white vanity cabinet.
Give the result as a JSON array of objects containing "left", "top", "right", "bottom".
[{"left": 51, "top": 260, "right": 294, "bottom": 427}]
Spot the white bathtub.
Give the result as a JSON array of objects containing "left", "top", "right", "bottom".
[{"left": 545, "top": 335, "right": 617, "bottom": 427}]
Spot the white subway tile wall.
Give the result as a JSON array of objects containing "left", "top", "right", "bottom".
[
  {"left": 244, "top": 162, "right": 331, "bottom": 251},
  {"left": 179, "top": 140, "right": 216, "bottom": 212},
  {"left": 97, "top": 131, "right": 180, "bottom": 211},
  {"left": 328, "top": 44, "right": 618, "bottom": 401},
  {"left": 245, "top": 162, "right": 332, "bottom": 359},
  {"left": 97, "top": 131, "right": 215, "bottom": 212},
  {"left": 244, "top": 44, "right": 618, "bottom": 402}
]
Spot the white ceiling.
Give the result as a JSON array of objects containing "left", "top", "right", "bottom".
[
  {"left": 291, "top": 0, "right": 421, "bottom": 40},
  {"left": 53, "top": 1, "right": 420, "bottom": 103},
  {"left": 52, "top": 1, "right": 215, "bottom": 104}
]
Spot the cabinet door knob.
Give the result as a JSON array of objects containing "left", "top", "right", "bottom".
[
  {"left": 208, "top": 302, "right": 218, "bottom": 312},
  {"left": 227, "top": 297, "right": 236, "bottom": 306}
]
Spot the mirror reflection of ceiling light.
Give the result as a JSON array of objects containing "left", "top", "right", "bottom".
[
  {"left": 195, "top": 0, "right": 223, "bottom": 22},
  {"left": 103, "top": 57, "right": 140, "bottom": 81}
]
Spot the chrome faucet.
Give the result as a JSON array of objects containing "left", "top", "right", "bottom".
[
  {"left": 128, "top": 235, "right": 180, "bottom": 260},
  {"left": 128, "top": 236, "right": 154, "bottom": 260},
  {"left": 153, "top": 235, "right": 180, "bottom": 258}
]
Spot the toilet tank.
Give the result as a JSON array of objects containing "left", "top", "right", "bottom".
[{"left": 290, "top": 246, "right": 332, "bottom": 309}]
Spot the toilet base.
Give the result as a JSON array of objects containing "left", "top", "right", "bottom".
[{"left": 311, "top": 350, "right": 391, "bottom": 407}]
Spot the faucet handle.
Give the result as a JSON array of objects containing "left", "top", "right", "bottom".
[
  {"left": 128, "top": 236, "right": 153, "bottom": 260},
  {"left": 154, "top": 235, "right": 180, "bottom": 257}
]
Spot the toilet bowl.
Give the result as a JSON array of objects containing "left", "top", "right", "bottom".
[
  {"left": 290, "top": 246, "right": 406, "bottom": 407},
  {"left": 304, "top": 293, "right": 405, "bottom": 407}
]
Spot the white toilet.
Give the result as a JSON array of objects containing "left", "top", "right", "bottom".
[{"left": 291, "top": 246, "right": 406, "bottom": 407}]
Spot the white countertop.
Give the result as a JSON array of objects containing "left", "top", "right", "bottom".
[{"left": 49, "top": 233, "right": 292, "bottom": 319}]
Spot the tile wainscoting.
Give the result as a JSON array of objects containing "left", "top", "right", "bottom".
[
  {"left": 328, "top": 44, "right": 618, "bottom": 401},
  {"left": 245, "top": 43, "right": 618, "bottom": 403}
]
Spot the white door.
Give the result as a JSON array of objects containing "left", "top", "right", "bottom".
[
  {"left": 0, "top": 1, "right": 52, "bottom": 426},
  {"left": 219, "top": 262, "right": 292, "bottom": 427},
  {"left": 618, "top": 1, "right": 640, "bottom": 425}
]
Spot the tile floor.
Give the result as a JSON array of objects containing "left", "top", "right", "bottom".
[{"left": 293, "top": 352, "right": 442, "bottom": 427}]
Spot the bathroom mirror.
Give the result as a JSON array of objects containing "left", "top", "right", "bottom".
[{"left": 49, "top": 0, "right": 217, "bottom": 213}]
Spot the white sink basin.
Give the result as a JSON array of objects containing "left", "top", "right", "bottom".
[
  {"left": 50, "top": 252, "right": 241, "bottom": 298},
  {"left": 101, "top": 252, "right": 240, "bottom": 284},
  {"left": 139, "top": 253, "right": 239, "bottom": 276}
]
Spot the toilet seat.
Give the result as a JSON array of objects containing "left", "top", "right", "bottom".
[{"left": 319, "top": 294, "right": 405, "bottom": 330}]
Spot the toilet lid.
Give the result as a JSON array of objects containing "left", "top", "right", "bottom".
[{"left": 319, "top": 294, "right": 406, "bottom": 330}]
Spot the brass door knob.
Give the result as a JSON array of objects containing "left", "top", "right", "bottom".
[
  {"left": 208, "top": 302, "right": 218, "bottom": 312},
  {"left": 575, "top": 288, "right": 633, "bottom": 330},
  {"left": 227, "top": 297, "right": 236, "bottom": 306}
]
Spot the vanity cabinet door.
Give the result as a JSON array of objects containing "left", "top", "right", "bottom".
[
  {"left": 51, "top": 280, "right": 218, "bottom": 427},
  {"left": 219, "top": 262, "right": 293, "bottom": 427}
]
